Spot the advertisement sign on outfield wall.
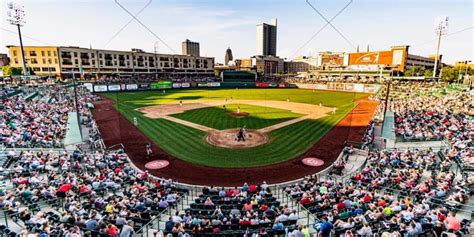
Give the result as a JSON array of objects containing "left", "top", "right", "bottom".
[
  {"left": 120, "top": 84, "right": 126, "bottom": 91},
  {"left": 151, "top": 81, "right": 172, "bottom": 89},
  {"left": 364, "top": 85, "right": 376, "bottom": 93},
  {"left": 138, "top": 84, "right": 150, "bottom": 90},
  {"left": 345, "top": 84, "right": 354, "bottom": 91},
  {"left": 198, "top": 82, "right": 221, "bottom": 87},
  {"left": 94, "top": 85, "right": 108, "bottom": 92},
  {"left": 181, "top": 83, "right": 190, "bottom": 88},
  {"left": 316, "top": 84, "right": 327, "bottom": 90},
  {"left": 278, "top": 83, "right": 286, "bottom": 88},
  {"left": 83, "top": 83, "right": 93, "bottom": 92},
  {"left": 126, "top": 84, "right": 138, "bottom": 90},
  {"left": 353, "top": 84, "right": 364, "bottom": 92},
  {"left": 172, "top": 83, "right": 181, "bottom": 88},
  {"left": 108, "top": 85, "right": 121, "bottom": 91},
  {"left": 256, "top": 82, "right": 269, "bottom": 88}
]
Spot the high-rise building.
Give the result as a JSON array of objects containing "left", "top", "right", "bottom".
[
  {"left": 224, "top": 47, "right": 233, "bottom": 66},
  {"left": 181, "top": 39, "right": 200, "bottom": 57},
  {"left": 256, "top": 19, "right": 277, "bottom": 56}
]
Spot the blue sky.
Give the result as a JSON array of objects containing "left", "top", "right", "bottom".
[{"left": 0, "top": 0, "right": 473, "bottom": 64}]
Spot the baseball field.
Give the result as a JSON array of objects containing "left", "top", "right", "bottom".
[{"left": 99, "top": 88, "right": 368, "bottom": 168}]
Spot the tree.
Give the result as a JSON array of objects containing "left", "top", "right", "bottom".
[
  {"left": 1, "top": 66, "right": 22, "bottom": 76},
  {"left": 440, "top": 66, "right": 457, "bottom": 82},
  {"left": 423, "top": 69, "right": 433, "bottom": 77},
  {"left": 404, "top": 66, "right": 426, "bottom": 77},
  {"left": 440, "top": 66, "right": 472, "bottom": 83}
]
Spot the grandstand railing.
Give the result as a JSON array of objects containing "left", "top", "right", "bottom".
[{"left": 395, "top": 135, "right": 445, "bottom": 143}]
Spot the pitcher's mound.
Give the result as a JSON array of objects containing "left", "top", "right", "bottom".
[
  {"left": 228, "top": 112, "right": 250, "bottom": 118},
  {"left": 206, "top": 129, "right": 269, "bottom": 148}
]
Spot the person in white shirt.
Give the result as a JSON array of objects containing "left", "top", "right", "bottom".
[
  {"left": 288, "top": 210, "right": 298, "bottom": 221},
  {"left": 357, "top": 222, "right": 373, "bottom": 237}
]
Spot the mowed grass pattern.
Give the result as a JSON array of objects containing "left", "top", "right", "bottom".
[
  {"left": 172, "top": 104, "right": 303, "bottom": 130},
  {"left": 102, "top": 89, "right": 367, "bottom": 168}
]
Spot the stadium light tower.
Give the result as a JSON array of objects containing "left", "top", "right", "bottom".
[
  {"left": 432, "top": 16, "right": 449, "bottom": 78},
  {"left": 7, "top": 1, "right": 28, "bottom": 76}
]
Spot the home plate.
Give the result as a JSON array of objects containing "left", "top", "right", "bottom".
[
  {"left": 145, "top": 160, "right": 170, "bottom": 170},
  {"left": 302, "top": 157, "right": 324, "bottom": 167}
]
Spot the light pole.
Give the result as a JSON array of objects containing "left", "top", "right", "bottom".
[
  {"left": 432, "top": 16, "right": 448, "bottom": 78},
  {"left": 7, "top": 2, "right": 28, "bottom": 77}
]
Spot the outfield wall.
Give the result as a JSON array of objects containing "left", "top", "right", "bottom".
[{"left": 83, "top": 81, "right": 381, "bottom": 93}]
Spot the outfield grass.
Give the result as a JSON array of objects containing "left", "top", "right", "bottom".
[
  {"left": 171, "top": 104, "right": 303, "bottom": 130},
  {"left": 102, "top": 89, "right": 367, "bottom": 168}
]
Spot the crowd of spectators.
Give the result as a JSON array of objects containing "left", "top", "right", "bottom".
[
  {"left": 0, "top": 87, "right": 75, "bottom": 148},
  {"left": 386, "top": 84, "right": 473, "bottom": 173},
  {"left": 391, "top": 90, "right": 471, "bottom": 141},
  {"left": 76, "top": 75, "right": 220, "bottom": 84},
  {"left": 286, "top": 148, "right": 472, "bottom": 237},
  {"left": 163, "top": 184, "right": 309, "bottom": 237},
  {"left": 0, "top": 85, "right": 190, "bottom": 236},
  {"left": 0, "top": 148, "right": 187, "bottom": 236}
]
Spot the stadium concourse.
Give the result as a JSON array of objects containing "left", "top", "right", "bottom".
[{"left": 0, "top": 78, "right": 472, "bottom": 237}]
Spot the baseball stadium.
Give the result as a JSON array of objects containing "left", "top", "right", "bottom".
[{"left": 1, "top": 0, "right": 473, "bottom": 236}]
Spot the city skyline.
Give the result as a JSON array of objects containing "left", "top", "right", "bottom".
[{"left": 0, "top": 0, "right": 473, "bottom": 64}]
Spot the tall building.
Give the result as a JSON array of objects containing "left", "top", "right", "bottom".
[
  {"left": 256, "top": 18, "right": 277, "bottom": 56},
  {"left": 224, "top": 47, "right": 233, "bottom": 66},
  {"left": 181, "top": 39, "right": 200, "bottom": 57},
  {"left": 7, "top": 45, "right": 214, "bottom": 77}
]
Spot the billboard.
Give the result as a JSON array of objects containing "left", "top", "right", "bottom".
[
  {"left": 344, "top": 84, "right": 354, "bottom": 91},
  {"left": 126, "top": 84, "right": 138, "bottom": 90},
  {"left": 181, "top": 83, "right": 190, "bottom": 88},
  {"left": 239, "top": 59, "right": 252, "bottom": 68},
  {"left": 349, "top": 51, "right": 393, "bottom": 65},
  {"left": 197, "top": 82, "right": 221, "bottom": 87},
  {"left": 94, "top": 85, "right": 108, "bottom": 92},
  {"left": 320, "top": 54, "right": 344, "bottom": 66},
  {"left": 83, "top": 83, "right": 93, "bottom": 92},
  {"left": 315, "top": 84, "right": 327, "bottom": 90},
  {"left": 353, "top": 84, "right": 364, "bottom": 92},
  {"left": 151, "top": 81, "right": 172, "bottom": 89},
  {"left": 172, "top": 83, "right": 182, "bottom": 88},
  {"left": 138, "top": 84, "right": 150, "bottom": 90},
  {"left": 108, "top": 85, "right": 121, "bottom": 91},
  {"left": 256, "top": 82, "right": 269, "bottom": 88}
]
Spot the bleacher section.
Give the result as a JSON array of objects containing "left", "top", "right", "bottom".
[{"left": 162, "top": 186, "right": 299, "bottom": 236}]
